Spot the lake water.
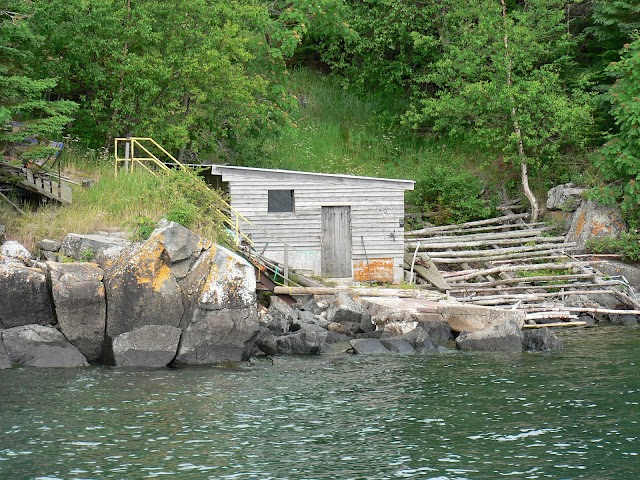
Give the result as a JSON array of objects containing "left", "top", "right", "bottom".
[{"left": 1, "top": 325, "right": 638, "bottom": 479}]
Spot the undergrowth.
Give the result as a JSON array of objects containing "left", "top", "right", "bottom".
[{"left": 2, "top": 162, "right": 226, "bottom": 252}]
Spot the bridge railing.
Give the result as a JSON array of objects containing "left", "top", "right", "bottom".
[{"left": 114, "top": 137, "right": 190, "bottom": 176}]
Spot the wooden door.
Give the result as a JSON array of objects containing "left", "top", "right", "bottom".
[{"left": 321, "top": 206, "right": 352, "bottom": 277}]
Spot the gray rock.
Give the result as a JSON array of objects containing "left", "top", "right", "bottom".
[
  {"left": 111, "top": 325, "right": 182, "bottom": 367},
  {"left": 326, "top": 331, "right": 351, "bottom": 344},
  {"left": 0, "top": 263, "right": 56, "bottom": 328},
  {"left": 2, "top": 325, "right": 88, "bottom": 367},
  {"left": 0, "top": 338, "right": 11, "bottom": 369},
  {"left": 276, "top": 323, "right": 327, "bottom": 355},
  {"left": 264, "top": 297, "right": 296, "bottom": 334},
  {"left": 381, "top": 337, "right": 415, "bottom": 353},
  {"left": 48, "top": 262, "right": 106, "bottom": 362},
  {"left": 180, "top": 244, "right": 256, "bottom": 313},
  {"left": 61, "top": 232, "right": 131, "bottom": 263},
  {"left": 591, "top": 260, "right": 640, "bottom": 292},
  {"left": 327, "top": 292, "right": 370, "bottom": 326},
  {"left": 415, "top": 317, "right": 452, "bottom": 344},
  {"left": 152, "top": 219, "right": 207, "bottom": 263},
  {"left": 104, "top": 235, "right": 184, "bottom": 337},
  {"left": 547, "top": 183, "right": 586, "bottom": 211},
  {"left": 38, "top": 238, "right": 62, "bottom": 252},
  {"left": 255, "top": 327, "right": 278, "bottom": 356},
  {"left": 175, "top": 306, "right": 259, "bottom": 364},
  {"left": 350, "top": 338, "right": 390, "bottom": 354},
  {"left": 399, "top": 326, "right": 437, "bottom": 352},
  {"left": 523, "top": 328, "right": 563, "bottom": 352},
  {"left": 610, "top": 314, "right": 639, "bottom": 325},
  {"left": 456, "top": 320, "right": 524, "bottom": 352},
  {"left": 566, "top": 200, "right": 626, "bottom": 250},
  {"left": 295, "top": 310, "right": 318, "bottom": 327},
  {"left": 0, "top": 240, "right": 31, "bottom": 264}
]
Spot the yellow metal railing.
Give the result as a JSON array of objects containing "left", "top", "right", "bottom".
[
  {"left": 114, "top": 137, "right": 189, "bottom": 176},
  {"left": 217, "top": 198, "right": 255, "bottom": 248}
]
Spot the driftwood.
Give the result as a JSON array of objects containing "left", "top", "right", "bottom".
[
  {"left": 522, "top": 322, "right": 587, "bottom": 328},
  {"left": 407, "top": 222, "right": 546, "bottom": 237},
  {"left": 412, "top": 227, "right": 548, "bottom": 244},
  {"left": 407, "top": 213, "right": 529, "bottom": 235},
  {"left": 449, "top": 280, "right": 623, "bottom": 295},
  {"left": 273, "top": 286, "right": 445, "bottom": 299},
  {"left": 431, "top": 249, "right": 577, "bottom": 265},
  {"left": 524, "top": 306, "right": 640, "bottom": 316},
  {"left": 459, "top": 289, "right": 620, "bottom": 306},
  {"left": 450, "top": 273, "right": 597, "bottom": 288},
  {"left": 409, "top": 235, "right": 566, "bottom": 251},
  {"left": 526, "top": 311, "right": 580, "bottom": 320},
  {"left": 444, "top": 261, "right": 598, "bottom": 283},
  {"left": 425, "top": 242, "right": 578, "bottom": 258}
]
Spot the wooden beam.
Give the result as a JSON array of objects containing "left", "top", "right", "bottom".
[
  {"left": 273, "top": 286, "right": 445, "bottom": 299},
  {"left": 408, "top": 236, "right": 567, "bottom": 251},
  {"left": 522, "top": 321, "right": 587, "bottom": 328},
  {"left": 407, "top": 213, "right": 530, "bottom": 235}
]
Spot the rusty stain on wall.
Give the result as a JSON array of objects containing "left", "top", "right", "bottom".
[{"left": 353, "top": 258, "right": 394, "bottom": 283}]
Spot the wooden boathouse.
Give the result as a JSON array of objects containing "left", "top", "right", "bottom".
[{"left": 209, "top": 165, "right": 414, "bottom": 283}]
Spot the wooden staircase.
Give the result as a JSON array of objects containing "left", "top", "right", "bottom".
[{"left": 0, "top": 162, "right": 72, "bottom": 205}]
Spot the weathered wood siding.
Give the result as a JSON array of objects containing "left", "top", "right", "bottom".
[{"left": 211, "top": 166, "right": 414, "bottom": 281}]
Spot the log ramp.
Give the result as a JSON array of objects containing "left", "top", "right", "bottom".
[{"left": 405, "top": 212, "right": 640, "bottom": 326}]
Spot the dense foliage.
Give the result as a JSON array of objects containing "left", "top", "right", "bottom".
[{"left": 1, "top": 0, "right": 639, "bottom": 226}]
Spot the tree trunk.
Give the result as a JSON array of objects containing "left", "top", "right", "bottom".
[{"left": 500, "top": 0, "right": 540, "bottom": 222}]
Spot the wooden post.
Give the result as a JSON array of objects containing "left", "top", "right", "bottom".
[{"left": 283, "top": 244, "right": 289, "bottom": 286}]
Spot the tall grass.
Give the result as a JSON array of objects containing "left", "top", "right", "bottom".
[
  {"left": 2, "top": 161, "right": 225, "bottom": 252},
  {"left": 254, "top": 67, "right": 500, "bottom": 224}
]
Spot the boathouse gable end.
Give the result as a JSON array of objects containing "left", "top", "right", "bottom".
[{"left": 210, "top": 165, "right": 414, "bottom": 284}]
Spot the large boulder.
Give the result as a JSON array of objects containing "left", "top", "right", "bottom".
[
  {"left": 175, "top": 244, "right": 258, "bottom": 364},
  {"left": 591, "top": 260, "right": 640, "bottom": 292},
  {"left": 103, "top": 231, "right": 184, "bottom": 337},
  {"left": 152, "top": 219, "right": 210, "bottom": 279},
  {"left": 275, "top": 323, "right": 327, "bottom": 355},
  {"left": 566, "top": 200, "right": 626, "bottom": 250},
  {"left": 523, "top": 328, "right": 563, "bottom": 352},
  {"left": 380, "top": 337, "right": 415, "bottom": 353},
  {"left": 350, "top": 338, "right": 390, "bottom": 354},
  {"left": 111, "top": 325, "right": 181, "bottom": 367},
  {"left": 547, "top": 183, "right": 586, "bottom": 211},
  {"left": 2, "top": 325, "right": 88, "bottom": 367},
  {"left": 264, "top": 297, "right": 297, "bottom": 335},
  {"left": 174, "top": 307, "right": 258, "bottom": 364},
  {"left": 442, "top": 304, "right": 525, "bottom": 334},
  {"left": 0, "top": 338, "right": 11, "bottom": 369},
  {"left": 398, "top": 326, "right": 437, "bottom": 353},
  {"left": 0, "top": 263, "right": 56, "bottom": 328},
  {"left": 327, "top": 292, "right": 371, "bottom": 330},
  {"left": 1, "top": 240, "right": 32, "bottom": 264},
  {"left": 48, "top": 262, "right": 106, "bottom": 362},
  {"left": 456, "top": 320, "right": 524, "bottom": 353},
  {"left": 61, "top": 232, "right": 131, "bottom": 264}
]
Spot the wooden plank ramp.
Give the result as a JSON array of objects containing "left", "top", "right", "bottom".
[{"left": 405, "top": 212, "right": 640, "bottom": 326}]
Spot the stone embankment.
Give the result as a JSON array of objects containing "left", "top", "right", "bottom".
[{"left": 2, "top": 217, "right": 634, "bottom": 370}]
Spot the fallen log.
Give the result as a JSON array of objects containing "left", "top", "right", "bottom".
[
  {"left": 525, "top": 311, "right": 580, "bottom": 320},
  {"left": 460, "top": 289, "right": 621, "bottom": 306},
  {"left": 432, "top": 250, "right": 576, "bottom": 265},
  {"left": 407, "top": 213, "right": 530, "bottom": 235},
  {"left": 414, "top": 227, "right": 548, "bottom": 244},
  {"left": 424, "top": 242, "right": 578, "bottom": 259},
  {"left": 408, "top": 235, "right": 567, "bottom": 251},
  {"left": 406, "top": 222, "right": 546, "bottom": 237},
  {"left": 450, "top": 273, "right": 597, "bottom": 288},
  {"left": 273, "top": 286, "right": 446, "bottom": 299},
  {"left": 444, "top": 261, "right": 596, "bottom": 282},
  {"left": 522, "top": 321, "right": 587, "bottom": 328},
  {"left": 525, "top": 306, "right": 640, "bottom": 316},
  {"left": 449, "top": 280, "right": 622, "bottom": 295}
]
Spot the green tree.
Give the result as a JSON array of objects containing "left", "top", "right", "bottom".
[
  {"left": 30, "top": 0, "right": 298, "bottom": 160},
  {"left": 402, "top": 0, "right": 593, "bottom": 221},
  {"left": 0, "top": 0, "right": 76, "bottom": 161},
  {"left": 594, "top": 36, "right": 640, "bottom": 228}
]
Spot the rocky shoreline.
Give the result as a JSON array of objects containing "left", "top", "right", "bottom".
[{"left": 0, "top": 220, "right": 635, "bottom": 369}]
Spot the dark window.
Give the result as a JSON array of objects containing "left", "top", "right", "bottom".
[{"left": 268, "top": 190, "right": 295, "bottom": 213}]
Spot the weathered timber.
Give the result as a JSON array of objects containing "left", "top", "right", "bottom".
[
  {"left": 524, "top": 306, "right": 640, "bottom": 316},
  {"left": 406, "top": 222, "right": 546, "bottom": 237},
  {"left": 424, "top": 242, "right": 578, "bottom": 259},
  {"left": 273, "top": 286, "right": 446, "bottom": 299},
  {"left": 403, "top": 253, "right": 450, "bottom": 290},
  {"left": 526, "top": 311, "right": 580, "bottom": 321},
  {"left": 449, "top": 280, "right": 622, "bottom": 295},
  {"left": 413, "top": 228, "right": 548, "bottom": 244},
  {"left": 461, "top": 289, "right": 621, "bottom": 306},
  {"left": 408, "top": 236, "right": 566, "bottom": 251},
  {"left": 407, "top": 213, "right": 529, "bottom": 236},
  {"left": 522, "top": 321, "right": 587, "bottom": 328},
  {"left": 444, "top": 261, "right": 597, "bottom": 282},
  {"left": 449, "top": 273, "right": 597, "bottom": 288},
  {"left": 431, "top": 250, "right": 576, "bottom": 265}
]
